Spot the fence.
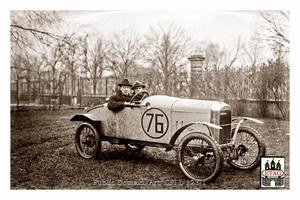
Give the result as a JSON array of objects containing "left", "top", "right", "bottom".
[
  {"left": 10, "top": 76, "right": 117, "bottom": 107},
  {"left": 10, "top": 66, "right": 289, "bottom": 119}
]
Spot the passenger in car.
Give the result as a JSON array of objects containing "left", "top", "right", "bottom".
[
  {"left": 131, "top": 81, "right": 146, "bottom": 101},
  {"left": 107, "top": 78, "right": 133, "bottom": 111}
]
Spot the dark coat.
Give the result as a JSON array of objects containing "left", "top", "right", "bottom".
[{"left": 107, "top": 90, "right": 132, "bottom": 111}]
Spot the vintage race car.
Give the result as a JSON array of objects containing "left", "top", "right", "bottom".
[{"left": 70, "top": 90, "right": 266, "bottom": 183}]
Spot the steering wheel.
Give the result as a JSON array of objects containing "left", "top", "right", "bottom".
[{"left": 130, "top": 90, "right": 149, "bottom": 103}]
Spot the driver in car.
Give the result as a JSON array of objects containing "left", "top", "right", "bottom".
[
  {"left": 107, "top": 78, "right": 133, "bottom": 111},
  {"left": 131, "top": 81, "right": 146, "bottom": 101}
]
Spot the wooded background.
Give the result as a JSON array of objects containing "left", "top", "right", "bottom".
[{"left": 10, "top": 11, "right": 290, "bottom": 119}]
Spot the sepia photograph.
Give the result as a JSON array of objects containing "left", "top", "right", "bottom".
[{"left": 5, "top": 0, "right": 296, "bottom": 197}]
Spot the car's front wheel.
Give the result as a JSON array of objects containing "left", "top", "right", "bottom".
[
  {"left": 75, "top": 122, "right": 101, "bottom": 159},
  {"left": 227, "top": 126, "right": 266, "bottom": 170},
  {"left": 177, "top": 132, "right": 224, "bottom": 183}
]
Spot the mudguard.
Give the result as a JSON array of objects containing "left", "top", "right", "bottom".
[
  {"left": 70, "top": 113, "right": 100, "bottom": 122},
  {"left": 232, "top": 117, "right": 264, "bottom": 124},
  {"left": 231, "top": 117, "right": 263, "bottom": 145},
  {"left": 166, "top": 122, "right": 222, "bottom": 151}
]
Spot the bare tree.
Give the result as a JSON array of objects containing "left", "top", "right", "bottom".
[
  {"left": 10, "top": 52, "right": 46, "bottom": 108},
  {"left": 199, "top": 41, "right": 226, "bottom": 99},
  {"left": 222, "top": 37, "right": 244, "bottom": 101},
  {"left": 142, "top": 20, "right": 192, "bottom": 96},
  {"left": 241, "top": 31, "right": 270, "bottom": 116},
  {"left": 253, "top": 63, "right": 270, "bottom": 117},
  {"left": 256, "top": 11, "right": 289, "bottom": 119},
  {"left": 10, "top": 11, "right": 85, "bottom": 106},
  {"left": 242, "top": 30, "right": 266, "bottom": 66},
  {"left": 85, "top": 36, "right": 108, "bottom": 94},
  {"left": 266, "top": 58, "right": 290, "bottom": 119},
  {"left": 258, "top": 11, "right": 290, "bottom": 57},
  {"left": 198, "top": 38, "right": 243, "bottom": 101},
  {"left": 59, "top": 36, "right": 83, "bottom": 96},
  {"left": 44, "top": 42, "right": 64, "bottom": 98},
  {"left": 10, "top": 11, "right": 67, "bottom": 56},
  {"left": 106, "top": 29, "right": 141, "bottom": 82}
]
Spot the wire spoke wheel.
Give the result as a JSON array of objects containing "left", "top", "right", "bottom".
[
  {"left": 228, "top": 126, "right": 265, "bottom": 170},
  {"left": 75, "top": 122, "right": 101, "bottom": 159},
  {"left": 177, "top": 132, "right": 223, "bottom": 183}
]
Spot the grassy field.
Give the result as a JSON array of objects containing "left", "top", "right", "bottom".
[{"left": 10, "top": 109, "right": 290, "bottom": 190}]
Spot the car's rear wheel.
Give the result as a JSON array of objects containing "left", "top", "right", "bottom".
[
  {"left": 75, "top": 122, "right": 101, "bottom": 159},
  {"left": 227, "top": 126, "right": 266, "bottom": 170},
  {"left": 124, "top": 143, "right": 145, "bottom": 151},
  {"left": 177, "top": 132, "right": 224, "bottom": 183}
]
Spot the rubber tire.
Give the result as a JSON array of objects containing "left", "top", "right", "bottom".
[
  {"left": 75, "top": 122, "right": 101, "bottom": 159},
  {"left": 124, "top": 143, "right": 145, "bottom": 151},
  {"left": 177, "top": 132, "right": 224, "bottom": 183},
  {"left": 227, "top": 126, "right": 266, "bottom": 170}
]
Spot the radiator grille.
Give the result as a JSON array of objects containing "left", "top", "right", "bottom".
[{"left": 219, "top": 108, "right": 232, "bottom": 144}]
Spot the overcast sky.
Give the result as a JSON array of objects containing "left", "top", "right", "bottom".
[
  {"left": 5, "top": 0, "right": 294, "bottom": 52},
  {"left": 66, "top": 10, "right": 259, "bottom": 50}
]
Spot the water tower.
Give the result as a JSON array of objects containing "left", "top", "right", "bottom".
[{"left": 188, "top": 55, "right": 205, "bottom": 98}]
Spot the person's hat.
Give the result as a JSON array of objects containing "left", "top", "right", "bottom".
[
  {"left": 118, "top": 78, "right": 132, "bottom": 87},
  {"left": 131, "top": 81, "right": 146, "bottom": 89}
]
